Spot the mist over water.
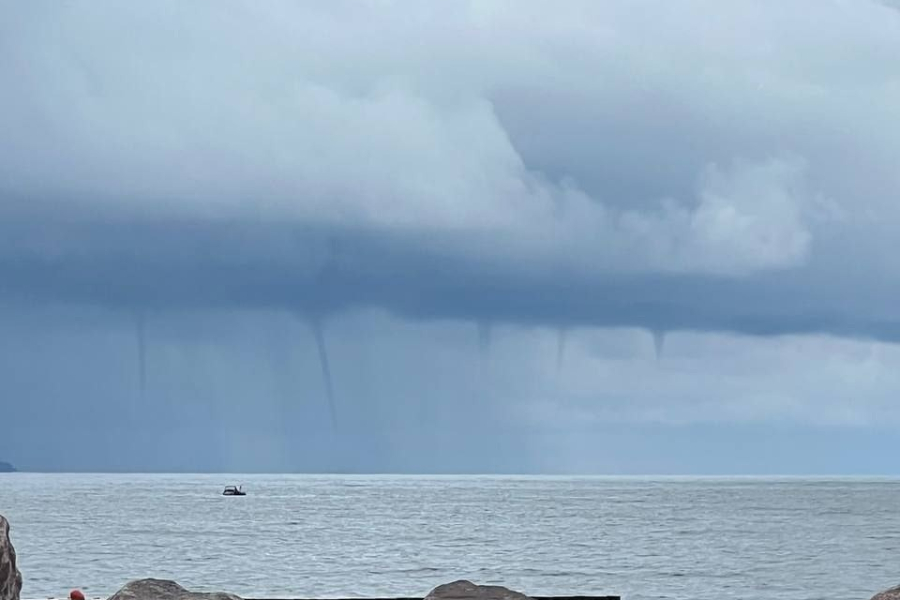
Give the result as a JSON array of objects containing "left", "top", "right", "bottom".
[{"left": 2, "top": 474, "right": 898, "bottom": 600}]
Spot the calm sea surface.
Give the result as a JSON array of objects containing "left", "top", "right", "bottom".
[{"left": 1, "top": 474, "right": 898, "bottom": 600}]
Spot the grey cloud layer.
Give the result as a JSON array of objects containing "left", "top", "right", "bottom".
[{"left": 2, "top": 0, "right": 900, "bottom": 341}]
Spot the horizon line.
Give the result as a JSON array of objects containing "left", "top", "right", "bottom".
[{"left": 2, "top": 470, "right": 899, "bottom": 478}]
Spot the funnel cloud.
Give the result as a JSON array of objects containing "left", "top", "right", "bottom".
[
  {"left": 134, "top": 311, "right": 147, "bottom": 403},
  {"left": 307, "top": 315, "right": 338, "bottom": 430},
  {"left": 556, "top": 328, "right": 567, "bottom": 375},
  {"left": 651, "top": 330, "right": 666, "bottom": 362}
]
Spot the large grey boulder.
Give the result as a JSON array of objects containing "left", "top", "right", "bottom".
[
  {"left": 0, "top": 516, "right": 22, "bottom": 600},
  {"left": 426, "top": 581, "right": 533, "bottom": 600},
  {"left": 871, "top": 585, "right": 900, "bottom": 600},
  {"left": 108, "top": 580, "right": 242, "bottom": 600}
]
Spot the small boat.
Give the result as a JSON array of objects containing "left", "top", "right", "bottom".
[{"left": 222, "top": 485, "right": 246, "bottom": 496}]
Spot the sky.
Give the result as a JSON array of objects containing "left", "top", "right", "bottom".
[{"left": 1, "top": 0, "right": 900, "bottom": 473}]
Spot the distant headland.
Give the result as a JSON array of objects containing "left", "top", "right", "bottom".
[{"left": 0, "top": 461, "right": 16, "bottom": 472}]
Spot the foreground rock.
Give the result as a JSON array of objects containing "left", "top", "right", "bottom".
[
  {"left": 871, "top": 585, "right": 900, "bottom": 600},
  {"left": 426, "top": 581, "right": 533, "bottom": 600},
  {"left": 108, "top": 580, "right": 242, "bottom": 600},
  {"left": 0, "top": 516, "right": 22, "bottom": 600}
]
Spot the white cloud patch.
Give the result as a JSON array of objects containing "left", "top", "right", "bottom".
[{"left": 613, "top": 157, "right": 814, "bottom": 274}]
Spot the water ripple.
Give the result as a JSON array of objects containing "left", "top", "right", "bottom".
[{"left": 1, "top": 474, "right": 898, "bottom": 600}]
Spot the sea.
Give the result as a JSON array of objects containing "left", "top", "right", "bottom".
[{"left": 1, "top": 474, "right": 897, "bottom": 600}]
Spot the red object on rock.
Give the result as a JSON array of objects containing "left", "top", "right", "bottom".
[{"left": 70, "top": 590, "right": 86, "bottom": 600}]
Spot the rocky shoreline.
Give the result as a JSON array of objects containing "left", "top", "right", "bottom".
[
  {"left": 0, "top": 516, "right": 22, "bottom": 600},
  {"left": 1, "top": 512, "right": 898, "bottom": 600},
  {"left": 18, "top": 580, "right": 593, "bottom": 600}
]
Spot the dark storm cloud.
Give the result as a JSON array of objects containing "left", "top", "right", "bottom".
[
  {"left": 1, "top": 1, "right": 899, "bottom": 344},
  {"left": 3, "top": 204, "right": 900, "bottom": 345}
]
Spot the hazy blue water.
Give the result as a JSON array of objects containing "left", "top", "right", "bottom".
[{"left": 1, "top": 475, "right": 898, "bottom": 600}]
